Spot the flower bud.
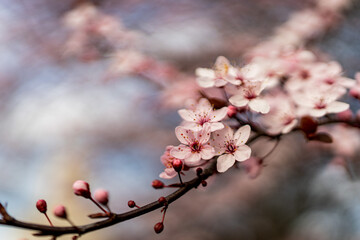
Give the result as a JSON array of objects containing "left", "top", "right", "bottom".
[
  {"left": 300, "top": 116, "right": 318, "bottom": 136},
  {"left": 227, "top": 105, "right": 237, "bottom": 118},
  {"left": 72, "top": 180, "right": 91, "bottom": 198},
  {"left": 128, "top": 200, "right": 136, "bottom": 208},
  {"left": 172, "top": 159, "right": 183, "bottom": 173},
  {"left": 158, "top": 197, "right": 167, "bottom": 206},
  {"left": 196, "top": 168, "right": 203, "bottom": 176},
  {"left": 94, "top": 189, "right": 109, "bottom": 205},
  {"left": 36, "top": 199, "right": 47, "bottom": 213},
  {"left": 201, "top": 180, "right": 207, "bottom": 187},
  {"left": 154, "top": 222, "right": 164, "bottom": 234},
  {"left": 53, "top": 205, "right": 67, "bottom": 219},
  {"left": 152, "top": 179, "right": 164, "bottom": 189}
]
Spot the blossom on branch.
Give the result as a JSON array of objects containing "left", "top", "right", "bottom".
[
  {"left": 178, "top": 98, "right": 227, "bottom": 132},
  {"left": 211, "top": 124, "right": 252, "bottom": 173},
  {"left": 171, "top": 123, "right": 215, "bottom": 165}
]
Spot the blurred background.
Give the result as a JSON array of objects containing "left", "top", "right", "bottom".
[{"left": 1, "top": 0, "right": 360, "bottom": 239}]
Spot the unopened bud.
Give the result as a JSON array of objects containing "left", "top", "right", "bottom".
[
  {"left": 300, "top": 116, "right": 318, "bottom": 136},
  {"left": 227, "top": 105, "right": 237, "bottom": 118},
  {"left": 72, "top": 180, "right": 91, "bottom": 198},
  {"left": 53, "top": 205, "right": 67, "bottom": 219},
  {"left": 152, "top": 179, "right": 164, "bottom": 189},
  {"left": 201, "top": 180, "right": 207, "bottom": 187},
  {"left": 172, "top": 159, "right": 183, "bottom": 172},
  {"left": 158, "top": 197, "right": 167, "bottom": 206},
  {"left": 350, "top": 88, "right": 360, "bottom": 100},
  {"left": 94, "top": 189, "right": 109, "bottom": 205},
  {"left": 154, "top": 222, "right": 164, "bottom": 234},
  {"left": 36, "top": 199, "right": 47, "bottom": 213},
  {"left": 128, "top": 200, "right": 136, "bottom": 208}
]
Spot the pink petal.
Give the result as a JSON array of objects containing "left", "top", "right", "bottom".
[
  {"left": 234, "top": 145, "right": 251, "bottom": 162},
  {"left": 309, "top": 109, "right": 327, "bottom": 117},
  {"left": 229, "top": 95, "right": 249, "bottom": 107},
  {"left": 216, "top": 154, "right": 235, "bottom": 173},
  {"left": 209, "top": 122, "right": 225, "bottom": 132},
  {"left": 248, "top": 99, "right": 270, "bottom": 114},
  {"left": 234, "top": 125, "right": 251, "bottom": 145},
  {"left": 282, "top": 119, "right": 298, "bottom": 134},
  {"left": 326, "top": 101, "right": 349, "bottom": 114},
  {"left": 197, "top": 123, "right": 212, "bottom": 144},
  {"left": 200, "top": 144, "right": 215, "bottom": 160},
  {"left": 178, "top": 109, "right": 196, "bottom": 122},
  {"left": 175, "top": 126, "right": 194, "bottom": 145},
  {"left": 209, "top": 107, "right": 228, "bottom": 122},
  {"left": 170, "top": 145, "right": 191, "bottom": 159},
  {"left": 184, "top": 152, "right": 202, "bottom": 165}
]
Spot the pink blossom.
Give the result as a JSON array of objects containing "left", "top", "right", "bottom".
[
  {"left": 94, "top": 189, "right": 109, "bottom": 205},
  {"left": 261, "top": 93, "right": 298, "bottom": 134},
  {"left": 159, "top": 145, "right": 180, "bottom": 179},
  {"left": 229, "top": 81, "right": 270, "bottom": 114},
  {"left": 293, "top": 85, "right": 348, "bottom": 117},
  {"left": 196, "top": 56, "right": 241, "bottom": 88},
  {"left": 211, "top": 124, "right": 252, "bottom": 172},
  {"left": 53, "top": 205, "right": 67, "bottom": 219},
  {"left": 72, "top": 180, "right": 90, "bottom": 198},
  {"left": 178, "top": 98, "right": 227, "bottom": 132},
  {"left": 171, "top": 123, "right": 215, "bottom": 165}
]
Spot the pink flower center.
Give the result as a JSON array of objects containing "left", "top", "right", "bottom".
[
  {"left": 225, "top": 141, "right": 237, "bottom": 154},
  {"left": 315, "top": 98, "right": 327, "bottom": 109},
  {"left": 300, "top": 70, "right": 310, "bottom": 80},
  {"left": 324, "top": 78, "right": 335, "bottom": 85},
  {"left": 244, "top": 87, "right": 257, "bottom": 100},
  {"left": 190, "top": 141, "right": 202, "bottom": 153}
]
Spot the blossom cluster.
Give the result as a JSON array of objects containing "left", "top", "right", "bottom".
[{"left": 160, "top": 48, "right": 359, "bottom": 177}]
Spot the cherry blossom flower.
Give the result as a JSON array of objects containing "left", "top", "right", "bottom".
[
  {"left": 178, "top": 98, "right": 227, "bottom": 132},
  {"left": 159, "top": 145, "right": 180, "bottom": 179},
  {"left": 229, "top": 81, "right": 270, "bottom": 114},
  {"left": 196, "top": 56, "right": 241, "bottom": 88},
  {"left": 211, "top": 124, "right": 252, "bottom": 173},
  {"left": 261, "top": 94, "right": 298, "bottom": 134},
  {"left": 293, "top": 85, "right": 349, "bottom": 117},
  {"left": 349, "top": 72, "right": 360, "bottom": 99},
  {"left": 171, "top": 123, "right": 215, "bottom": 165}
]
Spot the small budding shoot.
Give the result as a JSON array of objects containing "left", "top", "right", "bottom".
[
  {"left": 172, "top": 159, "right": 183, "bottom": 173},
  {"left": 227, "top": 105, "right": 237, "bottom": 118},
  {"left": 196, "top": 167, "right": 203, "bottom": 176},
  {"left": 128, "top": 200, "right": 140, "bottom": 209},
  {"left": 201, "top": 180, "right": 207, "bottom": 187},
  {"left": 36, "top": 199, "right": 53, "bottom": 226},
  {"left": 53, "top": 205, "right": 67, "bottom": 219},
  {"left": 152, "top": 179, "right": 164, "bottom": 189},
  {"left": 94, "top": 189, "right": 109, "bottom": 206},
  {"left": 154, "top": 222, "right": 164, "bottom": 234},
  {"left": 158, "top": 197, "right": 168, "bottom": 206},
  {"left": 72, "top": 180, "right": 91, "bottom": 199}
]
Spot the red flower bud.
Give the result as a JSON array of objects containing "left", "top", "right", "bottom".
[
  {"left": 201, "top": 180, "right": 207, "bottom": 187},
  {"left": 128, "top": 200, "right": 136, "bottom": 208},
  {"left": 152, "top": 179, "right": 164, "bottom": 189},
  {"left": 72, "top": 180, "right": 91, "bottom": 198},
  {"left": 158, "top": 197, "right": 167, "bottom": 206},
  {"left": 154, "top": 222, "right": 164, "bottom": 234},
  {"left": 196, "top": 168, "right": 203, "bottom": 176},
  {"left": 53, "top": 205, "right": 67, "bottom": 219},
  {"left": 36, "top": 199, "right": 47, "bottom": 213},
  {"left": 172, "top": 159, "right": 183, "bottom": 172},
  {"left": 227, "top": 105, "right": 237, "bottom": 118},
  {"left": 300, "top": 116, "right": 318, "bottom": 136},
  {"left": 94, "top": 189, "right": 109, "bottom": 205}
]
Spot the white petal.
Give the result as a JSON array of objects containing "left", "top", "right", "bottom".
[
  {"left": 175, "top": 126, "right": 193, "bottom": 145},
  {"left": 326, "top": 101, "right": 349, "bottom": 114},
  {"left": 184, "top": 152, "right": 202, "bottom": 165},
  {"left": 229, "top": 95, "right": 249, "bottom": 107},
  {"left": 309, "top": 109, "right": 327, "bottom": 117},
  {"left": 234, "top": 125, "right": 251, "bottom": 145},
  {"left": 196, "top": 77, "right": 215, "bottom": 88},
  {"left": 282, "top": 119, "right": 298, "bottom": 134},
  {"left": 249, "top": 99, "right": 270, "bottom": 114},
  {"left": 197, "top": 123, "right": 212, "bottom": 144},
  {"left": 209, "top": 122, "right": 224, "bottom": 132},
  {"left": 178, "top": 109, "right": 196, "bottom": 122},
  {"left": 196, "top": 68, "right": 215, "bottom": 78},
  {"left": 209, "top": 107, "right": 228, "bottom": 122},
  {"left": 182, "top": 122, "right": 202, "bottom": 132},
  {"left": 216, "top": 154, "right": 236, "bottom": 173},
  {"left": 200, "top": 145, "right": 215, "bottom": 160},
  {"left": 170, "top": 145, "right": 191, "bottom": 159},
  {"left": 234, "top": 145, "right": 251, "bottom": 162}
]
